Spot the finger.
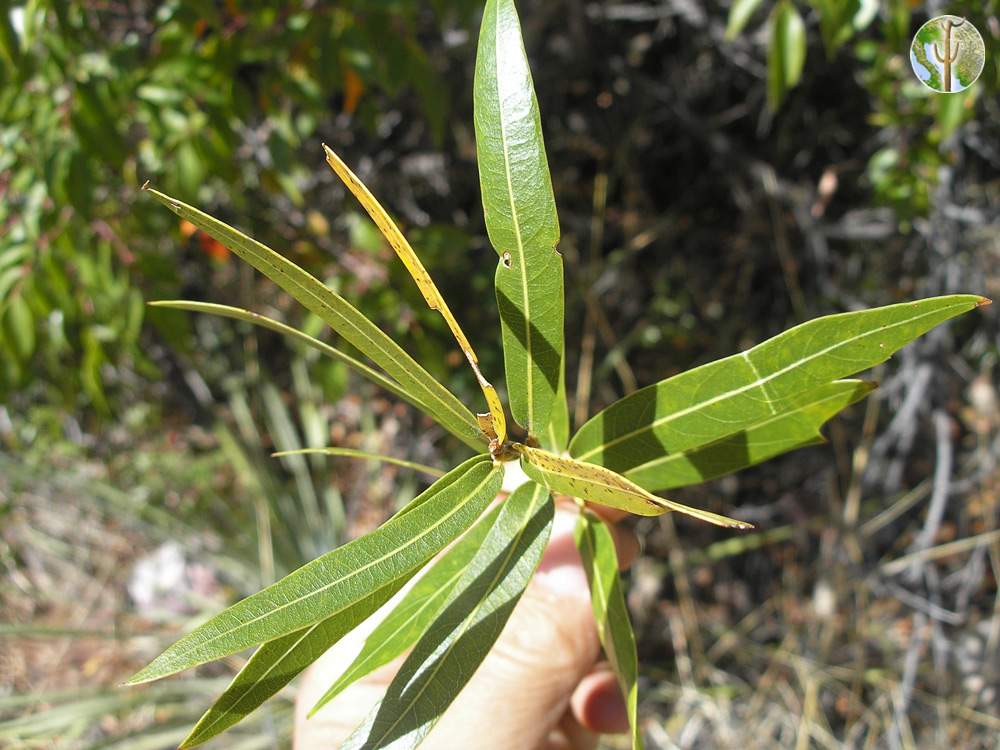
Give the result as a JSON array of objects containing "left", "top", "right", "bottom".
[
  {"left": 552, "top": 499, "right": 638, "bottom": 570},
  {"left": 570, "top": 664, "right": 630, "bottom": 735},
  {"left": 541, "top": 709, "right": 599, "bottom": 750},
  {"left": 610, "top": 522, "right": 640, "bottom": 571},
  {"left": 586, "top": 503, "right": 628, "bottom": 524}
]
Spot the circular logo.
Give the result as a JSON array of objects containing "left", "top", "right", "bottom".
[{"left": 910, "top": 16, "right": 985, "bottom": 93}]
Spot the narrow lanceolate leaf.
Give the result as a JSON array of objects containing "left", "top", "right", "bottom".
[
  {"left": 145, "top": 188, "right": 485, "bottom": 450},
  {"left": 341, "top": 481, "right": 553, "bottom": 749},
  {"left": 518, "top": 445, "right": 751, "bottom": 529},
  {"left": 324, "top": 145, "right": 507, "bottom": 445},
  {"left": 174, "top": 461, "right": 487, "bottom": 747},
  {"left": 180, "top": 582, "right": 408, "bottom": 748},
  {"left": 627, "top": 380, "right": 875, "bottom": 491},
  {"left": 475, "top": 0, "right": 563, "bottom": 437},
  {"left": 571, "top": 296, "right": 986, "bottom": 475},
  {"left": 725, "top": 0, "right": 765, "bottom": 39},
  {"left": 574, "top": 512, "right": 642, "bottom": 750},
  {"left": 272, "top": 448, "right": 445, "bottom": 478},
  {"left": 149, "top": 301, "right": 436, "bottom": 430},
  {"left": 767, "top": 0, "right": 806, "bottom": 110},
  {"left": 542, "top": 354, "right": 570, "bottom": 453},
  {"left": 126, "top": 458, "right": 503, "bottom": 685},
  {"left": 309, "top": 504, "right": 503, "bottom": 717}
]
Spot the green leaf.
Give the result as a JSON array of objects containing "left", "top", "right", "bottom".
[
  {"left": 149, "top": 301, "right": 449, "bottom": 435},
  {"left": 145, "top": 189, "right": 486, "bottom": 451},
  {"left": 308, "top": 503, "right": 503, "bottom": 717},
  {"left": 475, "top": 0, "right": 564, "bottom": 437},
  {"left": 570, "top": 296, "right": 985, "bottom": 477},
  {"left": 767, "top": 1, "right": 806, "bottom": 110},
  {"left": 725, "top": 0, "right": 765, "bottom": 39},
  {"left": 181, "top": 459, "right": 502, "bottom": 746},
  {"left": 574, "top": 512, "right": 642, "bottom": 750},
  {"left": 180, "top": 584, "right": 408, "bottom": 748},
  {"left": 542, "top": 358, "right": 570, "bottom": 453},
  {"left": 272, "top": 447, "right": 444, "bottom": 478},
  {"left": 518, "top": 445, "right": 751, "bottom": 529},
  {"left": 4, "top": 293, "right": 34, "bottom": 360},
  {"left": 341, "top": 481, "right": 554, "bottom": 749},
  {"left": 627, "top": 379, "right": 875, "bottom": 491},
  {"left": 126, "top": 457, "right": 503, "bottom": 685}
]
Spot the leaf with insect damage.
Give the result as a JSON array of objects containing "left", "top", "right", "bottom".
[{"left": 518, "top": 445, "right": 751, "bottom": 529}]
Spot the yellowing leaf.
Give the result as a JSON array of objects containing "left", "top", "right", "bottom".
[
  {"left": 517, "top": 445, "right": 751, "bottom": 529},
  {"left": 324, "top": 145, "right": 506, "bottom": 445}
]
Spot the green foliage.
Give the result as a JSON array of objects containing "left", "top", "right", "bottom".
[
  {"left": 146, "top": 189, "right": 485, "bottom": 451},
  {"left": 766, "top": 1, "right": 806, "bottom": 111},
  {"left": 636, "top": 379, "right": 875, "bottom": 491},
  {"left": 308, "top": 504, "right": 503, "bottom": 717},
  {"left": 475, "top": 0, "right": 564, "bottom": 437},
  {"left": 128, "top": 1, "right": 984, "bottom": 747},
  {"left": 574, "top": 512, "right": 642, "bottom": 750},
  {"left": 727, "top": 0, "right": 993, "bottom": 217},
  {"left": 569, "top": 296, "right": 982, "bottom": 480},
  {"left": 128, "top": 458, "right": 502, "bottom": 685},
  {"left": 341, "top": 481, "right": 552, "bottom": 749},
  {"left": 0, "top": 1, "right": 463, "bottom": 413}
]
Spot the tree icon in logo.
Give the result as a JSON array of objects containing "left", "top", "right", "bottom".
[{"left": 910, "top": 16, "right": 985, "bottom": 93}]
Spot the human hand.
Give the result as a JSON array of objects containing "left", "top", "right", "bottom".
[{"left": 294, "top": 503, "right": 639, "bottom": 750}]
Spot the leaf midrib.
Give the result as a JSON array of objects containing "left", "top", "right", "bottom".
[
  {"left": 148, "top": 465, "right": 497, "bottom": 672},
  {"left": 155, "top": 193, "right": 482, "bottom": 448},
  {"left": 623, "top": 384, "right": 861, "bottom": 476},
  {"left": 186, "top": 622, "right": 322, "bottom": 743},
  {"left": 368, "top": 482, "right": 546, "bottom": 745},
  {"left": 316, "top": 561, "right": 468, "bottom": 713},
  {"left": 575, "top": 303, "right": 967, "bottom": 461},
  {"left": 494, "top": 0, "right": 535, "bottom": 430}
]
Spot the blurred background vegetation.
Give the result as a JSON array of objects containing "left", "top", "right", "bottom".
[{"left": 2, "top": 1, "right": 998, "bottom": 747}]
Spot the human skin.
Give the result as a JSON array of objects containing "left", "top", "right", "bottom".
[{"left": 294, "top": 503, "right": 639, "bottom": 750}]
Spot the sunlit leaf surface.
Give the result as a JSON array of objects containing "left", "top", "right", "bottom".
[
  {"left": 571, "top": 296, "right": 985, "bottom": 476},
  {"left": 626, "top": 379, "right": 875, "bottom": 491},
  {"left": 127, "top": 458, "right": 502, "bottom": 684},
  {"left": 574, "top": 512, "right": 642, "bottom": 749},
  {"left": 475, "top": 0, "right": 563, "bottom": 438},
  {"left": 341, "top": 481, "right": 553, "bottom": 749}
]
